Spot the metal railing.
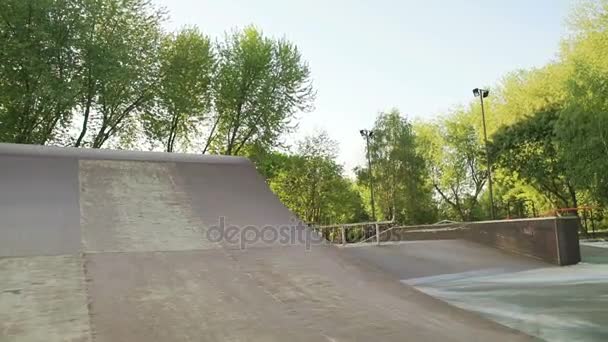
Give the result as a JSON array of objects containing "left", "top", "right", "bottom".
[
  {"left": 311, "top": 220, "right": 394, "bottom": 246},
  {"left": 311, "top": 220, "right": 471, "bottom": 246}
]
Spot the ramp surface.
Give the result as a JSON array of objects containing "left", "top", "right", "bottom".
[
  {"left": 0, "top": 143, "right": 533, "bottom": 341},
  {"left": 343, "top": 239, "right": 547, "bottom": 280},
  {"left": 345, "top": 240, "right": 608, "bottom": 341}
]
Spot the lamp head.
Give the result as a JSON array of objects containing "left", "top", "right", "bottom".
[
  {"left": 360, "top": 129, "right": 373, "bottom": 138},
  {"left": 473, "top": 88, "right": 489, "bottom": 98}
]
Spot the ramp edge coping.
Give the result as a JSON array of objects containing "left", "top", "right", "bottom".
[{"left": 0, "top": 143, "right": 250, "bottom": 164}]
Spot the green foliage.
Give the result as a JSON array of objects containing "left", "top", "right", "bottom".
[
  {"left": 0, "top": 0, "right": 164, "bottom": 147},
  {"left": 491, "top": 63, "right": 569, "bottom": 131},
  {"left": 361, "top": 109, "right": 435, "bottom": 223},
  {"left": 491, "top": 111, "right": 578, "bottom": 209},
  {"left": 556, "top": 7, "right": 608, "bottom": 204},
  {"left": 416, "top": 111, "right": 487, "bottom": 221},
  {"left": 74, "top": 0, "right": 164, "bottom": 148},
  {"left": 423, "top": 0, "right": 608, "bottom": 218},
  {"left": 269, "top": 131, "right": 367, "bottom": 225},
  {"left": 206, "top": 26, "right": 315, "bottom": 155},
  {"left": 0, "top": 0, "right": 83, "bottom": 144},
  {"left": 3, "top": 0, "right": 608, "bottom": 226},
  {"left": 144, "top": 28, "right": 214, "bottom": 152}
]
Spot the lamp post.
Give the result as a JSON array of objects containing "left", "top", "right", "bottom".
[
  {"left": 473, "top": 88, "right": 495, "bottom": 219},
  {"left": 360, "top": 129, "right": 376, "bottom": 221}
]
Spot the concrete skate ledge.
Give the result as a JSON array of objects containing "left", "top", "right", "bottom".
[
  {"left": 464, "top": 216, "right": 581, "bottom": 266},
  {"left": 381, "top": 217, "right": 581, "bottom": 266},
  {"left": 0, "top": 143, "right": 249, "bottom": 164}
]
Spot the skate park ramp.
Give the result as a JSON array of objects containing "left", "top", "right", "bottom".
[
  {"left": 345, "top": 240, "right": 608, "bottom": 341},
  {"left": 0, "top": 143, "right": 536, "bottom": 342}
]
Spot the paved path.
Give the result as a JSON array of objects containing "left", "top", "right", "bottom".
[{"left": 0, "top": 144, "right": 533, "bottom": 341}]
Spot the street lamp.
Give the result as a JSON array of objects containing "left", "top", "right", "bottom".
[
  {"left": 473, "top": 88, "right": 495, "bottom": 219},
  {"left": 360, "top": 129, "right": 376, "bottom": 221}
]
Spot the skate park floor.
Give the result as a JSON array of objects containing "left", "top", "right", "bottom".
[{"left": 344, "top": 240, "right": 608, "bottom": 341}]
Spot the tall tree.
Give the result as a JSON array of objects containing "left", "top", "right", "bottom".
[
  {"left": 206, "top": 26, "right": 315, "bottom": 155},
  {"left": 0, "top": 0, "right": 83, "bottom": 144},
  {"left": 416, "top": 112, "right": 488, "bottom": 221},
  {"left": 270, "top": 131, "right": 366, "bottom": 225},
  {"left": 144, "top": 28, "right": 214, "bottom": 152},
  {"left": 557, "top": 63, "right": 608, "bottom": 204},
  {"left": 556, "top": 0, "right": 608, "bottom": 204},
  {"left": 491, "top": 111, "right": 579, "bottom": 209},
  {"left": 360, "top": 109, "right": 434, "bottom": 223},
  {"left": 73, "top": 0, "right": 163, "bottom": 148}
]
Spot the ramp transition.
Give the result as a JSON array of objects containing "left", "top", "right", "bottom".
[{"left": 0, "top": 143, "right": 533, "bottom": 341}]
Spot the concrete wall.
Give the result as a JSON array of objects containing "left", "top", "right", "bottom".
[
  {"left": 377, "top": 217, "right": 581, "bottom": 266},
  {"left": 465, "top": 217, "right": 581, "bottom": 266},
  {"left": 380, "top": 226, "right": 466, "bottom": 242},
  {"left": 555, "top": 217, "right": 582, "bottom": 265}
]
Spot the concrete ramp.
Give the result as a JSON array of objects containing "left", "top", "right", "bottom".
[
  {"left": 0, "top": 143, "right": 533, "bottom": 341},
  {"left": 345, "top": 240, "right": 608, "bottom": 341}
]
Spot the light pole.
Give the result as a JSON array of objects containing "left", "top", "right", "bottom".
[
  {"left": 360, "top": 129, "right": 376, "bottom": 221},
  {"left": 473, "top": 88, "right": 495, "bottom": 219}
]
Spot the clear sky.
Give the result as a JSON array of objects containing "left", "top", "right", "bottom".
[{"left": 155, "top": 0, "right": 573, "bottom": 174}]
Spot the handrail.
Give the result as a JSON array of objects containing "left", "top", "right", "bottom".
[
  {"left": 311, "top": 220, "right": 393, "bottom": 230},
  {"left": 310, "top": 220, "right": 394, "bottom": 246},
  {"left": 370, "top": 222, "right": 467, "bottom": 243}
]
